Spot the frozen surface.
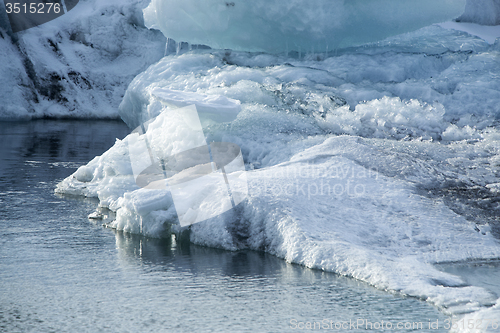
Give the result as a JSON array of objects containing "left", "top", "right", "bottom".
[
  {"left": 3, "top": 0, "right": 499, "bottom": 119},
  {"left": 0, "top": 0, "right": 166, "bottom": 120},
  {"left": 57, "top": 122, "right": 500, "bottom": 317},
  {"left": 3, "top": 0, "right": 500, "bottom": 120},
  {"left": 438, "top": 21, "right": 500, "bottom": 44},
  {"left": 143, "top": 0, "right": 466, "bottom": 53}
]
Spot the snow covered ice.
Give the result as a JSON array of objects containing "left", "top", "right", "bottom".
[
  {"left": 0, "top": 0, "right": 166, "bottom": 119},
  {"left": 1, "top": 0, "right": 498, "bottom": 330},
  {"left": 2, "top": 0, "right": 500, "bottom": 119}
]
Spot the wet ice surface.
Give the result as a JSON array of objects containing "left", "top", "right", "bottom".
[{"left": 0, "top": 120, "right": 450, "bottom": 332}]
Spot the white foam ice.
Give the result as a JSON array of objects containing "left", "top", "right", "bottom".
[
  {"left": 56, "top": 118, "right": 500, "bottom": 316},
  {"left": 143, "top": 0, "right": 466, "bottom": 53}
]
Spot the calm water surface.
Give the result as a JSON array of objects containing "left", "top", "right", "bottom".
[{"left": 0, "top": 120, "right": 449, "bottom": 332}]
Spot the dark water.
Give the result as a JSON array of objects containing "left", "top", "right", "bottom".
[{"left": 0, "top": 120, "right": 449, "bottom": 332}]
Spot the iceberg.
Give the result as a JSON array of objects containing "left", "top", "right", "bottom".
[
  {"left": 143, "top": 0, "right": 466, "bottom": 53},
  {"left": 4, "top": 0, "right": 500, "bottom": 119},
  {"left": 57, "top": 28, "right": 500, "bottom": 323},
  {"left": 56, "top": 112, "right": 500, "bottom": 316},
  {"left": 458, "top": 0, "right": 500, "bottom": 25}
]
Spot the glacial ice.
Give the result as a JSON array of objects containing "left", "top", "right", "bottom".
[
  {"left": 57, "top": 112, "right": 500, "bottom": 315},
  {"left": 143, "top": 0, "right": 467, "bottom": 53},
  {"left": 2, "top": 0, "right": 500, "bottom": 119},
  {"left": 458, "top": 0, "right": 500, "bottom": 25}
]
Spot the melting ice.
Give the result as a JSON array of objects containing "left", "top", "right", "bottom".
[{"left": 143, "top": 0, "right": 467, "bottom": 53}]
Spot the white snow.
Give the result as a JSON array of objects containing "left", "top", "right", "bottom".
[
  {"left": 55, "top": 30, "right": 500, "bottom": 319},
  {"left": 0, "top": 0, "right": 166, "bottom": 120},
  {"left": 0, "top": 31, "right": 33, "bottom": 120},
  {"left": 56, "top": 123, "right": 500, "bottom": 316}
]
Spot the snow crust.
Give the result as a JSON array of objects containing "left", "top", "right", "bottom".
[
  {"left": 143, "top": 0, "right": 466, "bottom": 53},
  {"left": 56, "top": 122, "right": 500, "bottom": 316}
]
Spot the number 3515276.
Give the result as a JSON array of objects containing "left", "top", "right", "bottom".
[{"left": 5, "top": 2, "right": 61, "bottom": 14}]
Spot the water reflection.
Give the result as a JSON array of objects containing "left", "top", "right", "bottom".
[
  {"left": 111, "top": 230, "right": 450, "bottom": 332},
  {"left": 114, "top": 230, "right": 288, "bottom": 278},
  {"left": 0, "top": 119, "right": 130, "bottom": 191}
]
